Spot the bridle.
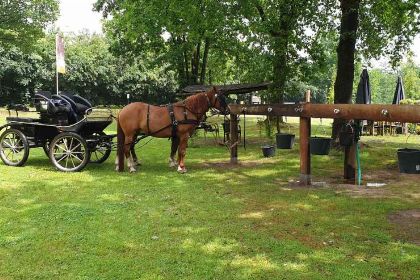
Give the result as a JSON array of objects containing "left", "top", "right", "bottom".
[{"left": 206, "top": 90, "right": 229, "bottom": 115}]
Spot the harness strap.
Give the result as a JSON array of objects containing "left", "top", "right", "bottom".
[
  {"left": 144, "top": 101, "right": 203, "bottom": 138},
  {"left": 167, "top": 104, "right": 178, "bottom": 138}
]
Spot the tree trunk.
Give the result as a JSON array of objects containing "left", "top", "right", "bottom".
[
  {"left": 272, "top": 30, "right": 288, "bottom": 133},
  {"left": 183, "top": 49, "right": 190, "bottom": 85},
  {"left": 200, "top": 38, "right": 210, "bottom": 84},
  {"left": 332, "top": 0, "right": 360, "bottom": 140},
  {"left": 191, "top": 42, "right": 201, "bottom": 84}
]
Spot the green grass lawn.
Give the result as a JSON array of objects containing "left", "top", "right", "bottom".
[{"left": 0, "top": 109, "right": 419, "bottom": 279}]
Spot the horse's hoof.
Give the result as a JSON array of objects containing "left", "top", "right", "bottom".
[
  {"left": 177, "top": 166, "right": 187, "bottom": 174},
  {"left": 169, "top": 158, "right": 178, "bottom": 168},
  {"left": 129, "top": 168, "right": 137, "bottom": 173}
]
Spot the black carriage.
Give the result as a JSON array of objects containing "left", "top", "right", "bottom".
[{"left": 0, "top": 92, "right": 114, "bottom": 172}]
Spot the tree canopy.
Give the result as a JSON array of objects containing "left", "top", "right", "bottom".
[
  {"left": 0, "top": 0, "right": 59, "bottom": 51},
  {"left": 0, "top": 0, "right": 419, "bottom": 109}
]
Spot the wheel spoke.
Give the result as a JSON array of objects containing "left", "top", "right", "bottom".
[
  {"left": 11, "top": 134, "right": 16, "bottom": 146},
  {"left": 69, "top": 137, "right": 74, "bottom": 151},
  {"left": 2, "top": 141, "right": 13, "bottom": 149},
  {"left": 56, "top": 155, "right": 68, "bottom": 163},
  {"left": 71, "top": 153, "right": 83, "bottom": 162},
  {"left": 5, "top": 149, "right": 13, "bottom": 160},
  {"left": 70, "top": 143, "right": 81, "bottom": 152},
  {"left": 69, "top": 155, "right": 76, "bottom": 168},
  {"left": 63, "top": 138, "right": 69, "bottom": 151}
]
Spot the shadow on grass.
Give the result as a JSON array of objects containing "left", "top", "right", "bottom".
[{"left": 0, "top": 130, "right": 419, "bottom": 279}]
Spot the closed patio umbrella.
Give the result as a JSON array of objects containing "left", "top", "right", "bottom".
[
  {"left": 393, "top": 77, "right": 407, "bottom": 134},
  {"left": 356, "top": 69, "right": 371, "bottom": 104},
  {"left": 392, "top": 76, "right": 405, "bottom": 104}
]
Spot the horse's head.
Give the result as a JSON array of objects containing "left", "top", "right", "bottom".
[{"left": 207, "top": 86, "right": 229, "bottom": 115}]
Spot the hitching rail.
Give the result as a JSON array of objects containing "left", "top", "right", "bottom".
[{"left": 228, "top": 101, "right": 420, "bottom": 186}]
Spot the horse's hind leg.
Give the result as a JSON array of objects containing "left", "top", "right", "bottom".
[
  {"left": 169, "top": 137, "right": 180, "bottom": 168},
  {"left": 124, "top": 135, "right": 137, "bottom": 173}
]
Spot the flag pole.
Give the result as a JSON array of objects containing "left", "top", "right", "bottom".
[
  {"left": 56, "top": 33, "right": 59, "bottom": 95},
  {"left": 56, "top": 69, "right": 59, "bottom": 95}
]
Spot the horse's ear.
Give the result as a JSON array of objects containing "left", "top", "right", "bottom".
[{"left": 212, "top": 86, "right": 219, "bottom": 94}]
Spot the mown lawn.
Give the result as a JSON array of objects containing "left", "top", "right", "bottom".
[{"left": 0, "top": 109, "right": 419, "bottom": 279}]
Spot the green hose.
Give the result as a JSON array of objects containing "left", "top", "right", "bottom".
[{"left": 356, "top": 142, "right": 362, "bottom": 185}]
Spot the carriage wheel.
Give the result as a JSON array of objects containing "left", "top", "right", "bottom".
[
  {"left": 89, "top": 132, "right": 112, "bottom": 164},
  {"left": 49, "top": 132, "right": 90, "bottom": 172},
  {"left": 0, "top": 129, "right": 30, "bottom": 167}
]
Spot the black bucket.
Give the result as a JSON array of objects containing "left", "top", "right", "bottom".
[
  {"left": 397, "top": 148, "right": 420, "bottom": 174},
  {"left": 310, "top": 137, "right": 332, "bottom": 155},
  {"left": 276, "top": 133, "right": 295, "bottom": 149},
  {"left": 262, "top": 145, "right": 275, "bottom": 157}
]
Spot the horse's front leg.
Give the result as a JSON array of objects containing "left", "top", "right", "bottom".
[
  {"left": 177, "top": 135, "right": 188, "bottom": 173},
  {"left": 131, "top": 137, "right": 141, "bottom": 166},
  {"left": 169, "top": 137, "right": 180, "bottom": 168}
]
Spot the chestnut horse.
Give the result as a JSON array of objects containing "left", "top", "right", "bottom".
[{"left": 116, "top": 87, "right": 228, "bottom": 173}]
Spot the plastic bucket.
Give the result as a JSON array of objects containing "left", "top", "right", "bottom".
[
  {"left": 310, "top": 137, "right": 332, "bottom": 155},
  {"left": 261, "top": 145, "right": 275, "bottom": 157},
  {"left": 276, "top": 133, "right": 295, "bottom": 149},
  {"left": 397, "top": 148, "right": 420, "bottom": 174}
]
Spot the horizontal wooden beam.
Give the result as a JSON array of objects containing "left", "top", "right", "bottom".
[
  {"left": 228, "top": 104, "right": 420, "bottom": 123},
  {"left": 180, "top": 82, "right": 272, "bottom": 96},
  {"left": 229, "top": 104, "right": 301, "bottom": 116}
]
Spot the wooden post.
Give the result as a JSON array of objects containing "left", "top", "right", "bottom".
[
  {"left": 299, "top": 90, "right": 311, "bottom": 185},
  {"left": 230, "top": 114, "right": 238, "bottom": 164},
  {"left": 344, "top": 144, "right": 357, "bottom": 183}
]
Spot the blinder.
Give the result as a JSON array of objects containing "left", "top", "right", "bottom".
[{"left": 214, "top": 93, "right": 229, "bottom": 115}]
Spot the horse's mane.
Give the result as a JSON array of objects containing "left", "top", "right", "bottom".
[{"left": 182, "top": 88, "right": 214, "bottom": 114}]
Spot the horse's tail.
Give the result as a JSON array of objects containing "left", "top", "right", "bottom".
[{"left": 117, "top": 117, "right": 125, "bottom": 172}]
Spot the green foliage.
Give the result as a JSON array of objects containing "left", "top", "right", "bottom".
[
  {"left": 0, "top": 46, "right": 42, "bottom": 104},
  {"left": 235, "top": 0, "right": 337, "bottom": 103},
  {"left": 96, "top": 0, "right": 242, "bottom": 87},
  {"left": 368, "top": 69, "right": 396, "bottom": 104},
  {"left": 0, "top": 0, "right": 59, "bottom": 51},
  {"left": 401, "top": 54, "right": 420, "bottom": 100},
  {"left": 358, "top": 0, "right": 420, "bottom": 65},
  {"left": 0, "top": 33, "right": 179, "bottom": 105}
]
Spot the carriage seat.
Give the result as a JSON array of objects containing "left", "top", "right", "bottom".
[
  {"left": 60, "top": 92, "right": 92, "bottom": 117},
  {"left": 34, "top": 91, "right": 93, "bottom": 124},
  {"left": 34, "top": 93, "right": 71, "bottom": 115}
]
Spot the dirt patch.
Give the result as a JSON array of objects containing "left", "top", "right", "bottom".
[
  {"left": 388, "top": 209, "right": 420, "bottom": 245},
  {"left": 200, "top": 159, "right": 277, "bottom": 169},
  {"left": 332, "top": 184, "right": 393, "bottom": 198}
]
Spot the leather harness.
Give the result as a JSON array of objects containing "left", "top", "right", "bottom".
[{"left": 145, "top": 94, "right": 215, "bottom": 138}]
